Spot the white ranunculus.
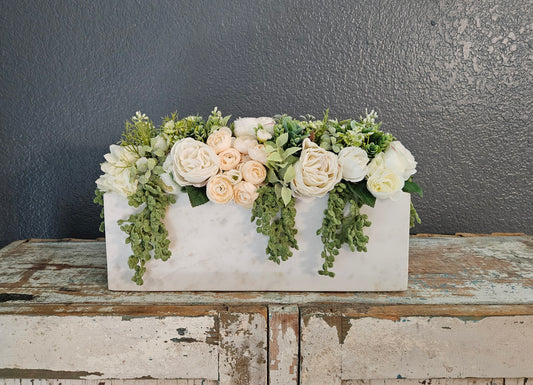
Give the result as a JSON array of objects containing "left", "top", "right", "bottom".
[
  {"left": 151, "top": 135, "right": 168, "bottom": 154},
  {"left": 248, "top": 143, "right": 268, "bottom": 164},
  {"left": 233, "top": 135, "right": 258, "bottom": 155},
  {"left": 367, "top": 152, "right": 386, "bottom": 176},
  {"left": 218, "top": 147, "right": 242, "bottom": 171},
  {"left": 159, "top": 155, "right": 180, "bottom": 194},
  {"left": 207, "top": 127, "right": 232, "bottom": 154},
  {"left": 383, "top": 141, "right": 417, "bottom": 180},
  {"left": 256, "top": 129, "right": 272, "bottom": 142},
  {"left": 233, "top": 181, "right": 259, "bottom": 209},
  {"left": 224, "top": 169, "right": 243, "bottom": 185},
  {"left": 290, "top": 138, "right": 342, "bottom": 198},
  {"left": 206, "top": 174, "right": 234, "bottom": 204},
  {"left": 170, "top": 138, "right": 220, "bottom": 187},
  {"left": 337, "top": 146, "right": 369, "bottom": 182},
  {"left": 234, "top": 117, "right": 275, "bottom": 137},
  {"left": 366, "top": 169, "right": 404, "bottom": 200}
]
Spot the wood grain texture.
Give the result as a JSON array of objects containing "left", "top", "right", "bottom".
[
  {"left": 0, "top": 235, "right": 531, "bottom": 307},
  {"left": 268, "top": 305, "right": 299, "bottom": 385}
]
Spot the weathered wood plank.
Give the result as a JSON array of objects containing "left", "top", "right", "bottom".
[
  {"left": 218, "top": 307, "right": 268, "bottom": 385},
  {"left": 1, "top": 236, "right": 531, "bottom": 307},
  {"left": 300, "top": 308, "right": 533, "bottom": 380},
  {"left": 341, "top": 380, "right": 528, "bottom": 385},
  {"left": 0, "top": 315, "right": 219, "bottom": 379},
  {"left": 268, "top": 305, "right": 299, "bottom": 385},
  {"left": 0, "top": 381, "right": 219, "bottom": 385}
]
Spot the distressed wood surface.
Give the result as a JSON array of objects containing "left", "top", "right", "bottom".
[
  {"left": 0, "top": 235, "right": 532, "bottom": 307},
  {"left": 268, "top": 305, "right": 299, "bottom": 385},
  {"left": 342, "top": 380, "right": 528, "bottom": 385},
  {"left": 0, "top": 380, "right": 219, "bottom": 385},
  {"left": 300, "top": 307, "right": 533, "bottom": 382},
  {"left": 0, "top": 306, "right": 266, "bottom": 383}
]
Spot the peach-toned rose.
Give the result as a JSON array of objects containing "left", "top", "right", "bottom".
[
  {"left": 233, "top": 181, "right": 259, "bottom": 209},
  {"left": 248, "top": 144, "right": 268, "bottom": 164},
  {"left": 241, "top": 160, "right": 267, "bottom": 185},
  {"left": 219, "top": 148, "right": 242, "bottom": 171},
  {"left": 233, "top": 135, "right": 258, "bottom": 155},
  {"left": 207, "top": 127, "right": 232, "bottom": 154},
  {"left": 206, "top": 174, "right": 234, "bottom": 204}
]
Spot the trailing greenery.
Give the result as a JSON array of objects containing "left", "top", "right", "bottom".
[
  {"left": 93, "top": 189, "right": 105, "bottom": 232},
  {"left": 316, "top": 182, "right": 372, "bottom": 277},
  {"left": 251, "top": 185, "right": 298, "bottom": 264}
]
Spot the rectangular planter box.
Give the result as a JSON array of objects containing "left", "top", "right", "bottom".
[{"left": 104, "top": 191, "right": 411, "bottom": 291}]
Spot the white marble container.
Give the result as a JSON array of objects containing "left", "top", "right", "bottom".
[{"left": 104, "top": 191, "right": 411, "bottom": 291}]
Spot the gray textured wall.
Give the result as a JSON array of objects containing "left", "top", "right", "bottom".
[{"left": 1, "top": 0, "right": 532, "bottom": 248}]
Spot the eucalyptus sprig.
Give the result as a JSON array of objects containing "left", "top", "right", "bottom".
[{"left": 251, "top": 185, "right": 298, "bottom": 264}]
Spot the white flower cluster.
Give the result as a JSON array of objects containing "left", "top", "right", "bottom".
[
  {"left": 164, "top": 118, "right": 274, "bottom": 209},
  {"left": 96, "top": 145, "right": 139, "bottom": 197}
]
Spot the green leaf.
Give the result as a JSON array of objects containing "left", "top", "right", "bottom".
[
  {"left": 267, "top": 152, "right": 283, "bottom": 163},
  {"left": 185, "top": 185, "right": 210, "bottom": 207},
  {"left": 267, "top": 168, "right": 280, "bottom": 184},
  {"left": 276, "top": 132, "right": 289, "bottom": 148},
  {"left": 283, "top": 147, "right": 300, "bottom": 158},
  {"left": 403, "top": 180, "right": 423, "bottom": 197},
  {"left": 274, "top": 183, "right": 282, "bottom": 199},
  {"left": 283, "top": 164, "right": 296, "bottom": 184},
  {"left": 346, "top": 182, "right": 376, "bottom": 207},
  {"left": 281, "top": 187, "right": 292, "bottom": 206}
]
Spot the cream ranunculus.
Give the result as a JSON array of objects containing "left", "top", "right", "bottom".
[
  {"left": 256, "top": 117, "right": 275, "bottom": 134},
  {"left": 207, "top": 127, "right": 232, "bottom": 154},
  {"left": 383, "top": 141, "right": 417, "bottom": 180},
  {"left": 233, "top": 135, "right": 258, "bottom": 154},
  {"left": 241, "top": 160, "right": 267, "bottom": 185},
  {"left": 290, "top": 138, "right": 342, "bottom": 198},
  {"left": 96, "top": 170, "right": 138, "bottom": 197},
  {"left": 159, "top": 155, "right": 180, "bottom": 194},
  {"left": 248, "top": 143, "right": 268, "bottom": 164},
  {"left": 219, "top": 148, "right": 242, "bottom": 171},
  {"left": 206, "top": 174, "right": 234, "bottom": 204},
  {"left": 224, "top": 169, "right": 243, "bottom": 185},
  {"left": 337, "top": 146, "right": 369, "bottom": 182},
  {"left": 170, "top": 138, "right": 220, "bottom": 187},
  {"left": 233, "top": 181, "right": 259, "bottom": 209},
  {"left": 256, "top": 129, "right": 272, "bottom": 142},
  {"left": 366, "top": 169, "right": 404, "bottom": 200}
]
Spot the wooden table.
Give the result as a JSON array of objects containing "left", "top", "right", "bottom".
[{"left": 0, "top": 235, "right": 532, "bottom": 385}]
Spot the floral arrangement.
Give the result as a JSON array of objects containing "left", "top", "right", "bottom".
[{"left": 95, "top": 108, "right": 422, "bottom": 285}]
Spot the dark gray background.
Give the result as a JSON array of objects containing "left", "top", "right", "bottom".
[{"left": 1, "top": 0, "right": 532, "bottom": 248}]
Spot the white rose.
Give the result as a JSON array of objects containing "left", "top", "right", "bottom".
[
  {"left": 290, "top": 138, "right": 342, "bottom": 198},
  {"left": 233, "top": 181, "right": 259, "bottom": 209},
  {"left": 256, "top": 129, "right": 272, "bottom": 142},
  {"left": 248, "top": 143, "right": 268, "bottom": 164},
  {"left": 366, "top": 169, "right": 404, "bottom": 200},
  {"left": 219, "top": 148, "right": 242, "bottom": 171},
  {"left": 241, "top": 160, "right": 267, "bottom": 185},
  {"left": 207, "top": 127, "right": 232, "bottom": 154},
  {"left": 233, "top": 135, "right": 258, "bottom": 154},
  {"left": 337, "top": 146, "right": 369, "bottom": 183},
  {"left": 367, "top": 152, "right": 385, "bottom": 176},
  {"left": 170, "top": 138, "right": 220, "bottom": 187},
  {"left": 383, "top": 141, "right": 417, "bottom": 180},
  {"left": 206, "top": 174, "right": 233, "bottom": 204}
]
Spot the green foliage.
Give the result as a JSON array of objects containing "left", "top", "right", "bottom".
[
  {"left": 118, "top": 179, "right": 176, "bottom": 285},
  {"left": 120, "top": 111, "right": 157, "bottom": 149},
  {"left": 403, "top": 180, "right": 423, "bottom": 197},
  {"left": 410, "top": 202, "right": 421, "bottom": 228},
  {"left": 251, "top": 185, "right": 298, "bottom": 264},
  {"left": 264, "top": 132, "right": 301, "bottom": 206},
  {"left": 316, "top": 182, "right": 372, "bottom": 277},
  {"left": 93, "top": 189, "right": 105, "bottom": 233},
  {"left": 161, "top": 107, "right": 231, "bottom": 145},
  {"left": 184, "top": 185, "right": 209, "bottom": 207},
  {"left": 272, "top": 116, "right": 311, "bottom": 148}
]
